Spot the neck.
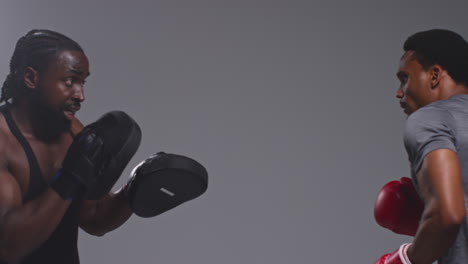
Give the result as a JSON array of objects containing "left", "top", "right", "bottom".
[
  {"left": 9, "top": 97, "right": 39, "bottom": 138},
  {"left": 438, "top": 84, "right": 468, "bottom": 100}
]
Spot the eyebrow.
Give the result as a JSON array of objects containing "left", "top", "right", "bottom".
[{"left": 68, "top": 69, "right": 90, "bottom": 77}]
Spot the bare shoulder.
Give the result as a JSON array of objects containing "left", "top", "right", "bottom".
[
  {"left": 0, "top": 114, "right": 22, "bottom": 215},
  {"left": 0, "top": 113, "right": 11, "bottom": 165}
]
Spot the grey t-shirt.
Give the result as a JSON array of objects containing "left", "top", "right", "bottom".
[{"left": 404, "top": 94, "right": 468, "bottom": 264}]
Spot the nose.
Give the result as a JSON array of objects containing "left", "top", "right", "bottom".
[
  {"left": 396, "top": 87, "right": 404, "bottom": 99},
  {"left": 72, "top": 84, "right": 85, "bottom": 102}
]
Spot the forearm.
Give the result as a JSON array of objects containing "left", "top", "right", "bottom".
[
  {"left": 0, "top": 189, "right": 71, "bottom": 262},
  {"left": 81, "top": 188, "right": 132, "bottom": 236},
  {"left": 408, "top": 205, "right": 462, "bottom": 264}
]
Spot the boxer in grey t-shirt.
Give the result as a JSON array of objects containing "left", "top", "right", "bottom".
[
  {"left": 405, "top": 95, "right": 468, "bottom": 264},
  {"left": 374, "top": 29, "right": 468, "bottom": 264}
]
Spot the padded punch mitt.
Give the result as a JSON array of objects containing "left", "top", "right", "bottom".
[
  {"left": 84, "top": 111, "right": 142, "bottom": 200},
  {"left": 125, "top": 152, "right": 208, "bottom": 217}
]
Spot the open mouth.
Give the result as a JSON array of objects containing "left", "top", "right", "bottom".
[
  {"left": 63, "top": 105, "right": 80, "bottom": 120},
  {"left": 63, "top": 110, "right": 76, "bottom": 120}
]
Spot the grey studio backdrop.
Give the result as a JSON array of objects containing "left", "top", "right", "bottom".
[{"left": 0, "top": 1, "right": 466, "bottom": 263}]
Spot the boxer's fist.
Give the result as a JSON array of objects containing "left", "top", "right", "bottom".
[
  {"left": 374, "top": 243, "right": 412, "bottom": 264},
  {"left": 374, "top": 177, "right": 424, "bottom": 236}
]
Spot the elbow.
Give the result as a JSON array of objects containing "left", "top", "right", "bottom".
[
  {"left": 90, "top": 230, "right": 106, "bottom": 237},
  {"left": 423, "top": 198, "right": 466, "bottom": 231},
  {"left": 0, "top": 232, "right": 21, "bottom": 262},
  {"left": 80, "top": 225, "right": 107, "bottom": 237},
  {"left": 441, "top": 207, "right": 466, "bottom": 227}
]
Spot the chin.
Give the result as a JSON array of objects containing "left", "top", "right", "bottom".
[{"left": 32, "top": 106, "right": 71, "bottom": 141}]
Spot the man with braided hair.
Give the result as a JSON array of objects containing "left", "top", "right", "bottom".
[{"left": 0, "top": 29, "right": 138, "bottom": 263}]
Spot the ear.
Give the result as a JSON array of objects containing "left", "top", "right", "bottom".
[
  {"left": 23, "top": 66, "right": 39, "bottom": 90},
  {"left": 429, "top": 65, "right": 442, "bottom": 89}
]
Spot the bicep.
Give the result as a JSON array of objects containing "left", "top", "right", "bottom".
[
  {"left": 0, "top": 168, "right": 22, "bottom": 220},
  {"left": 417, "top": 149, "right": 465, "bottom": 222}
]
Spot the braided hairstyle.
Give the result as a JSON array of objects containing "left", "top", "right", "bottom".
[{"left": 1, "top": 29, "right": 83, "bottom": 103}]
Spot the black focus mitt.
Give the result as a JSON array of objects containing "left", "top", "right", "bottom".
[
  {"left": 84, "top": 111, "right": 142, "bottom": 200},
  {"left": 124, "top": 152, "right": 208, "bottom": 217}
]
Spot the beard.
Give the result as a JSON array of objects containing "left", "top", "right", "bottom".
[{"left": 29, "top": 91, "right": 71, "bottom": 142}]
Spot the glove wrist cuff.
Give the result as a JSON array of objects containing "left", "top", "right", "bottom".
[{"left": 398, "top": 243, "right": 412, "bottom": 264}]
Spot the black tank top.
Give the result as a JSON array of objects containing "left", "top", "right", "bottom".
[{"left": 0, "top": 104, "right": 81, "bottom": 264}]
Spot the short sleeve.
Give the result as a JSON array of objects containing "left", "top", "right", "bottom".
[{"left": 404, "top": 106, "right": 457, "bottom": 177}]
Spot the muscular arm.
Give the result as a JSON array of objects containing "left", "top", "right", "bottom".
[
  {"left": 79, "top": 188, "right": 133, "bottom": 236},
  {"left": 0, "top": 137, "right": 71, "bottom": 262},
  {"left": 0, "top": 115, "right": 106, "bottom": 261},
  {"left": 407, "top": 149, "right": 466, "bottom": 264}
]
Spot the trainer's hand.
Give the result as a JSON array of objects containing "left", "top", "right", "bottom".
[
  {"left": 374, "top": 177, "right": 424, "bottom": 236},
  {"left": 50, "top": 111, "right": 141, "bottom": 201},
  {"left": 50, "top": 125, "right": 105, "bottom": 200}
]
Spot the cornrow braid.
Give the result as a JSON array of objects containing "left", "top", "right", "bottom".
[{"left": 1, "top": 29, "right": 83, "bottom": 103}]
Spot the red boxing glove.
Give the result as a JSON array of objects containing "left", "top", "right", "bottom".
[
  {"left": 374, "top": 177, "right": 424, "bottom": 236},
  {"left": 374, "top": 243, "right": 412, "bottom": 264}
]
